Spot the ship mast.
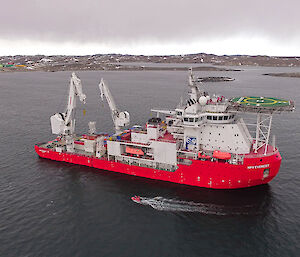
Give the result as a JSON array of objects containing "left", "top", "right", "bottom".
[{"left": 188, "top": 68, "right": 201, "bottom": 100}]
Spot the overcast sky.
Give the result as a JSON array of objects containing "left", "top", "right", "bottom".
[{"left": 1, "top": 0, "right": 299, "bottom": 56}]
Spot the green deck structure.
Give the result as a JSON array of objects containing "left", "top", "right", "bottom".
[
  {"left": 231, "top": 96, "right": 290, "bottom": 107},
  {"left": 229, "top": 96, "right": 294, "bottom": 113}
]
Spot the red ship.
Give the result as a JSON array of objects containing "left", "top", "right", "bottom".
[{"left": 35, "top": 70, "right": 294, "bottom": 189}]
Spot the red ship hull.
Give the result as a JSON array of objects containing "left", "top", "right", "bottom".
[{"left": 35, "top": 144, "right": 281, "bottom": 189}]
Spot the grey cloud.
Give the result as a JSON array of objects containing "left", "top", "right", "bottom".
[{"left": 1, "top": 0, "right": 299, "bottom": 44}]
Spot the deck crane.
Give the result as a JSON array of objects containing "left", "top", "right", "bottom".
[
  {"left": 50, "top": 72, "right": 86, "bottom": 152},
  {"left": 98, "top": 78, "right": 130, "bottom": 134}
]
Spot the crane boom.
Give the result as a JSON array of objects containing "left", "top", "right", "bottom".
[
  {"left": 50, "top": 72, "right": 86, "bottom": 136},
  {"left": 64, "top": 72, "right": 86, "bottom": 129},
  {"left": 99, "top": 78, "right": 118, "bottom": 121},
  {"left": 98, "top": 78, "right": 130, "bottom": 134}
]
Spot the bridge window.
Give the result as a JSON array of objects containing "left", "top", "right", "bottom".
[
  {"left": 224, "top": 116, "right": 228, "bottom": 120},
  {"left": 213, "top": 116, "right": 217, "bottom": 120},
  {"left": 189, "top": 118, "right": 194, "bottom": 122},
  {"left": 218, "top": 116, "right": 223, "bottom": 120},
  {"left": 195, "top": 118, "right": 198, "bottom": 122},
  {"left": 207, "top": 116, "right": 212, "bottom": 120},
  {"left": 184, "top": 118, "right": 188, "bottom": 122}
]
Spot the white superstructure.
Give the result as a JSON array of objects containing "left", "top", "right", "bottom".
[
  {"left": 153, "top": 68, "right": 252, "bottom": 155},
  {"left": 103, "top": 68, "right": 254, "bottom": 170}
]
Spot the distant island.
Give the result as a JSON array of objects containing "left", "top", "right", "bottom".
[
  {"left": 0, "top": 53, "right": 300, "bottom": 73},
  {"left": 263, "top": 72, "right": 300, "bottom": 78},
  {"left": 197, "top": 76, "right": 235, "bottom": 82}
]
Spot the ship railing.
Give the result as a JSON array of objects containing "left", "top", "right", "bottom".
[
  {"left": 168, "top": 124, "right": 184, "bottom": 129},
  {"left": 177, "top": 150, "right": 198, "bottom": 160},
  {"left": 118, "top": 139, "right": 151, "bottom": 147},
  {"left": 177, "top": 146, "right": 278, "bottom": 165},
  {"left": 177, "top": 157, "right": 193, "bottom": 165},
  {"left": 153, "top": 138, "right": 177, "bottom": 143},
  {"left": 243, "top": 148, "right": 279, "bottom": 159},
  {"left": 132, "top": 130, "right": 147, "bottom": 134},
  {"left": 120, "top": 153, "right": 154, "bottom": 161},
  {"left": 206, "top": 102, "right": 227, "bottom": 106},
  {"left": 116, "top": 155, "right": 155, "bottom": 164},
  {"left": 177, "top": 149, "right": 247, "bottom": 165},
  {"left": 115, "top": 155, "right": 178, "bottom": 171}
]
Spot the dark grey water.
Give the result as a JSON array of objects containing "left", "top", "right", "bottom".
[{"left": 0, "top": 67, "right": 299, "bottom": 257}]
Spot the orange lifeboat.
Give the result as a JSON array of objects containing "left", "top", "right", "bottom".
[
  {"left": 213, "top": 150, "right": 231, "bottom": 160},
  {"left": 126, "top": 146, "right": 144, "bottom": 156}
]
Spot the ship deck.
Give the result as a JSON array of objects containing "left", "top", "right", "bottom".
[
  {"left": 245, "top": 144, "right": 277, "bottom": 158},
  {"left": 37, "top": 138, "right": 278, "bottom": 167}
]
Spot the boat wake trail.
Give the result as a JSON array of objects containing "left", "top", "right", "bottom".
[{"left": 132, "top": 196, "right": 254, "bottom": 215}]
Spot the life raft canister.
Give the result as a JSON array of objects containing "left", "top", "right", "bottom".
[{"left": 213, "top": 150, "right": 231, "bottom": 160}]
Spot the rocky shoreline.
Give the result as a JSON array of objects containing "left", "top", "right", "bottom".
[
  {"left": 197, "top": 76, "right": 235, "bottom": 82},
  {"left": 263, "top": 72, "right": 300, "bottom": 78},
  {"left": 1, "top": 53, "right": 300, "bottom": 73},
  {"left": 44, "top": 64, "right": 241, "bottom": 72}
]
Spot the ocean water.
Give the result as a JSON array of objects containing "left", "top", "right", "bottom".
[{"left": 0, "top": 66, "right": 299, "bottom": 257}]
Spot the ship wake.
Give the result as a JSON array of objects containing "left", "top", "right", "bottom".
[{"left": 133, "top": 196, "right": 255, "bottom": 215}]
